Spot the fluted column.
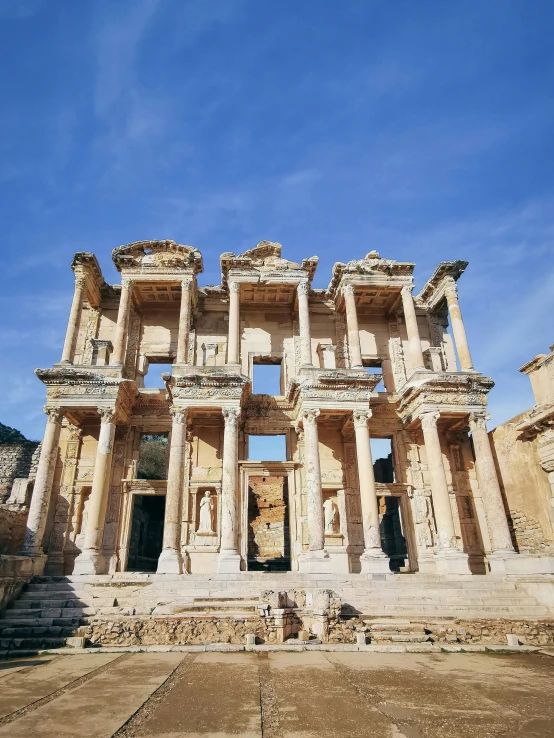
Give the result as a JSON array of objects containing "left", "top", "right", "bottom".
[
  {"left": 401, "top": 285, "right": 425, "bottom": 373},
  {"left": 21, "top": 407, "right": 64, "bottom": 556},
  {"left": 218, "top": 407, "right": 241, "bottom": 572},
  {"left": 343, "top": 284, "right": 363, "bottom": 369},
  {"left": 444, "top": 278, "right": 474, "bottom": 371},
  {"left": 353, "top": 410, "right": 389, "bottom": 573},
  {"left": 469, "top": 411, "right": 515, "bottom": 562},
  {"left": 73, "top": 407, "right": 116, "bottom": 574},
  {"left": 111, "top": 278, "right": 133, "bottom": 366},
  {"left": 157, "top": 407, "right": 187, "bottom": 573},
  {"left": 297, "top": 281, "right": 313, "bottom": 367},
  {"left": 60, "top": 276, "right": 86, "bottom": 365},
  {"left": 420, "top": 409, "right": 469, "bottom": 574},
  {"left": 227, "top": 282, "right": 240, "bottom": 364},
  {"left": 176, "top": 279, "right": 192, "bottom": 364}
]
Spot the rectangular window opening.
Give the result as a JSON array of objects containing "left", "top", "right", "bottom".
[
  {"left": 252, "top": 361, "right": 282, "bottom": 395},
  {"left": 143, "top": 362, "right": 173, "bottom": 389},
  {"left": 362, "top": 360, "right": 385, "bottom": 392},
  {"left": 248, "top": 435, "right": 287, "bottom": 461},
  {"left": 137, "top": 433, "right": 169, "bottom": 480},
  {"left": 370, "top": 438, "right": 394, "bottom": 482}
]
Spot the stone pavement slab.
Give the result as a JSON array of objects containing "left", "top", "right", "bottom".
[
  {"left": 0, "top": 653, "right": 119, "bottom": 718},
  {"left": 0, "top": 653, "right": 183, "bottom": 737},
  {"left": 267, "top": 650, "right": 397, "bottom": 737},
  {"left": 0, "top": 655, "right": 55, "bottom": 680},
  {"left": 134, "top": 651, "right": 262, "bottom": 738}
]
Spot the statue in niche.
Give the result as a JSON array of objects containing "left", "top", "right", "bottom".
[
  {"left": 323, "top": 497, "right": 339, "bottom": 534},
  {"left": 198, "top": 490, "right": 215, "bottom": 534}
]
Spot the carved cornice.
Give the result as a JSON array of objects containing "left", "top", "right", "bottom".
[
  {"left": 415, "top": 260, "right": 468, "bottom": 309},
  {"left": 398, "top": 372, "right": 494, "bottom": 424},
  {"left": 112, "top": 240, "right": 203, "bottom": 275},
  {"left": 170, "top": 370, "right": 251, "bottom": 403},
  {"left": 327, "top": 252, "right": 415, "bottom": 299},
  {"left": 219, "top": 241, "right": 318, "bottom": 291},
  {"left": 286, "top": 369, "right": 382, "bottom": 410}
]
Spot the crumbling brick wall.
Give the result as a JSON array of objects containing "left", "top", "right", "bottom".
[
  {"left": 0, "top": 507, "right": 28, "bottom": 554},
  {"left": 248, "top": 476, "right": 286, "bottom": 560},
  {"left": 0, "top": 442, "right": 40, "bottom": 503}
]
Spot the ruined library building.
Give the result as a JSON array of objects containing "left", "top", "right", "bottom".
[{"left": 1, "top": 238, "right": 553, "bottom": 649}]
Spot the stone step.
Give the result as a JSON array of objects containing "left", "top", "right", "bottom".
[{"left": 346, "top": 605, "right": 550, "bottom": 618}]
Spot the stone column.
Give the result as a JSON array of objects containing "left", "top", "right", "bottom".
[
  {"left": 20, "top": 407, "right": 64, "bottom": 557},
  {"left": 297, "top": 281, "right": 313, "bottom": 367},
  {"left": 73, "top": 407, "right": 116, "bottom": 574},
  {"left": 420, "top": 409, "right": 469, "bottom": 574},
  {"left": 302, "top": 409, "right": 325, "bottom": 551},
  {"left": 227, "top": 282, "right": 240, "bottom": 364},
  {"left": 343, "top": 284, "right": 363, "bottom": 369},
  {"left": 401, "top": 285, "right": 425, "bottom": 373},
  {"left": 353, "top": 410, "right": 390, "bottom": 573},
  {"left": 444, "top": 278, "right": 474, "bottom": 371},
  {"left": 469, "top": 411, "right": 516, "bottom": 571},
  {"left": 60, "top": 276, "right": 86, "bottom": 365},
  {"left": 176, "top": 279, "right": 192, "bottom": 364},
  {"left": 157, "top": 407, "right": 187, "bottom": 573},
  {"left": 111, "top": 278, "right": 133, "bottom": 366},
  {"left": 218, "top": 407, "right": 241, "bottom": 572}
]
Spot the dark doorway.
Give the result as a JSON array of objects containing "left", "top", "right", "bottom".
[
  {"left": 247, "top": 476, "right": 290, "bottom": 572},
  {"left": 127, "top": 495, "right": 165, "bottom": 572},
  {"left": 379, "top": 496, "right": 408, "bottom": 571}
]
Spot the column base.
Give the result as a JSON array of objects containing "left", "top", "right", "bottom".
[
  {"left": 434, "top": 548, "right": 471, "bottom": 576},
  {"left": 489, "top": 551, "right": 554, "bottom": 575},
  {"left": 73, "top": 549, "right": 106, "bottom": 575},
  {"left": 217, "top": 550, "right": 242, "bottom": 573},
  {"left": 297, "top": 549, "right": 333, "bottom": 574},
  {"left": 44, "top": 553, "right": 65, "bottom": 576},
  {"left": 157, "top": 548, "right": 184, "bottom": 574},
  {"left": 360, "top": 550, "right": 390, "bottom": 575}
]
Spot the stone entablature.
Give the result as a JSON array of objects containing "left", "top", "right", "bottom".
[{"left": 19, "top": 239, "right": 553, "bottom": 580}]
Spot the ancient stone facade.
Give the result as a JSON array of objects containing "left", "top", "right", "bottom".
[
  {"left": 17, "top": 239, "right": 554, "bottom": 579},
  {"left": 490, "top": 343, "right": 554, "bottom": 558}
]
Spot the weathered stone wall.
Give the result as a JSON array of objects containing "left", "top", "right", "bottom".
[
  {"left": 490, "top": 413, "right": 554, "bottom": 554},
  {"left": 329, "top": 618, "right": 554, "bottom": 646},
  {"left": 0, "top": 441, "right": 40, "bottom": 503},
  {"left": 0, "top": 507, "right": 28, "bottom": 554}
]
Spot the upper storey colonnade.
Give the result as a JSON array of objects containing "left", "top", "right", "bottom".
[{"left": 57, "top": 240, "right": 474, "bottom": 381}]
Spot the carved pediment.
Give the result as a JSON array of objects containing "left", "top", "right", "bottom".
[{"left": 112, "top": 240, "right": 203, "bottom": 274}]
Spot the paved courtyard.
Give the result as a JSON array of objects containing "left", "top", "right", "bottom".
[{"left": 0, "top": 650, "right": 552, "bottom": 737}]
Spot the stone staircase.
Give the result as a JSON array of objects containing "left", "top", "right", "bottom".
[{"left": 0, "top": 572, "right": 551, "bottom": 651}]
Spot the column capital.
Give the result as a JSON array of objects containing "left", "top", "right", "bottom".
[
  {"left": 420, "top": 409, "right": 440, "bottom": 430},
  {"left": 300, "top": 408, "right": 320, "bottom": 426},
  {"left": 468, "top": 410, "right": 490, "bottom": 431},
  {"left": 353, "top": 409, "right": 372, "bottom": 428},
  {"left": 97, "top": 406, "right": 116, "bottom": 424},
  {"left": 223, "top": 407, "right": 241, "bottom": 425},
  {"left": 43, "top": 406, "right": 64, "bottom": 424},
  {"left": 181, "top": 278, "right": 192, "bottom": 291},
  {"left": 67, "top": 423, "right": 83, "bottom": 441},
  {"left": 121, "top": 277, "right": 133, "bottom": 289},
  {"left": 443, "top": 276, "right": 458, "bottom": 301},
  {"left": 229, "top": 281, "right": 240, "bottom": 293},
  {"left": 297, "top": 280, "right": 309, "bottom": 296},
  {"left": 74, "top": 275, "right": 87, "bottom": 290},
  {"left": 343, "top": 283, "right": 355, "bottom": 298},
  {"left": 401, "top": 284, "right": 414, "bottom": 297},
  {"left": 169, "top": 406, "right": 187, "bottom": 424}
]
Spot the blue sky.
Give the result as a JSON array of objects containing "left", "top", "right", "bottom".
[{"left": 1, "top": 0, "right": 553, "bottom": 442}]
